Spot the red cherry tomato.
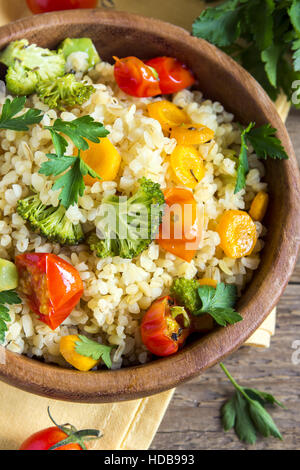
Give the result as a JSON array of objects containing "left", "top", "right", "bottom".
[
  {"left": 15, "top": 253, "right": 83, "bottom": 330},
  {"left": 145, "top": 57, "right": 196, "bottom": 94},
  {"left": 20, "top": 427, "right": 83, "bottom": 451},
  {"left": 141, "top": 296, "right": 190, "bottom": 357},
  {"left": 20, "top": 408, "right": 101, "bottom": 450},
  {"left": 26, "top": 0, "right": 98, "bottom": 14},
  {"left": 113, "top": 56, "right": 161, "bottom": 97}
]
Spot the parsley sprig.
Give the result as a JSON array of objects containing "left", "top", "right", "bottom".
[
  {"left": 0, "top": 290, "right": 22, "bottom": 343},
  {"left": 75, "top": 335, "right": 114, "bottom": 369},
  {"left": 235, "top": 122, "right": 288, "bottom": 193},
  {"left": 195, "top": 283, "right": 242, "bottom": 326},
  {"left": 0, "top": 96, "right": 43, "bottom": 131},
  {"left": 192, "top": 0, "right": 300, "bottom": 105},
  {"left": 39, "top": 116, "right": 110, "bottom": 208},
  {"left": 220, "top": 362, "right": 283, "bottom": 444}
]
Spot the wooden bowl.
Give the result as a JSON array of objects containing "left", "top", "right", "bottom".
[{"left": 0, "top": 10, "right": 299, "bottom": 403}]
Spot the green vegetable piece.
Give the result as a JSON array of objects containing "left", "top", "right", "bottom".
[
  {"left": 0, "top": 289, "right": 21, "bottom": 343},
  {"left": 0, "top": 259, "right": 18, "bottom": 292},
  {"left": 196, "top": 283, "right": 242, "bottom": 327},
  {"left": 170, "top": 277, "right": 201, "bottom": 313},
  {"left": 36, "top": 74, "right": 95, "bottom": 110},
  {"left": 0, "top": 96, "right": 43, "bottom": 132},
  {"left": 88, "top": 177, "right": 165, "bottom": 259},
  {"left": 0, "top": 39, "right": 65, "bottom": 96},
  {"left": 75, "top": 335, "right": 113, "bottom": 369},
  {"left": 220, "top": 362, "right": 283, "bottom": 444},
  {"left": 17, "top": 194, "right": 84, "bottom": 245},
  {"left": 58, "top": 38, "right": 100, "bottom": 72},
  {"left": 5, "top": 62, "right": 38, "bottom": 96}
]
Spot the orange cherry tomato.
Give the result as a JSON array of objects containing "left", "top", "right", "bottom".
[
  {"left": 26, "top": 0, "right": 98, "bottom": 14},
  {"left": 157, "top": 187, "right": 202, "bottom": 262},
  {"left": 141, "top": 296, "right": 190, "bottom": 357},
  {"left": 16, "top": 253, "right": 83, "bottom": 330},
  {"left": 145, "top": 57, "right": 196, "bottom": 94},
  {"left": 113, "top": 56, "right": 161, "bottom": 97}
]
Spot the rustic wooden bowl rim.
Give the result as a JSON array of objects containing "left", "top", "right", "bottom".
[{"left": 0, "top": 9, "right": 300, "bottom": 403}]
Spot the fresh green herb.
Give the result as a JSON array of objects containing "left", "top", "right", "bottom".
[
  {"left": 44, "top": 116, "right": 109, "bottom": 157},
  {"left": 171, "top": 278, "right": 242, "bottom": 327},
  {"left": 0, "top": 290, "right": 21, "bottom": 343},
  {"left": 0, "top": 97, "right": 43, "bottom": 131},
  {"left": 75, "top": 335, "right": 114, "bottom": 369},
  {"left": 88, "top": 177, "right": 165, "bottom": 259},
  {"left": 235, "top": 122, "right": 289, "bottom": 193},
  {"left": 220, "top": 362, "right": 284, "bottom": 444},
  {"left": 195, "top": 283, "right": 242, "bottom": 326},
  {"left": 39, "top": 116, "right": 109, "bottom": 208},
  {"left": 192, "top": 0, "right": 300, "bottom": 106}
]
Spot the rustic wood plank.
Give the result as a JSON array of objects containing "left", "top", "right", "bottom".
[{"left": 152, "top": 110, "right": 300, "bottom": 450}]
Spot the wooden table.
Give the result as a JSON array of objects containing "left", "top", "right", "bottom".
[{"left": 152, "top": 108, "right": 300, "bottom": 450}]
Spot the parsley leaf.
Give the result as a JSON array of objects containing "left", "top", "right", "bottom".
[
  {"left": 192, "top": 0, "right": 300, "bottom": 106},
  {"left": 192, "top": 0, "right": 243, "bottom": 47},
  {"left": 0, "top": 96, "right": 43, "bottom": 131},
  {"left": 40, "top": 152, "right": 101, "bottom": 208},
  {"left": 235, "top": 122, "right": 254, "bottom": 194},
  {"left": 220, "top": 362, "right": 283, "bottom": 444},
  {"left": 195, "top": 283, "right": 242, "bottom": 327},
  {"left": 234, "top": 122, "right": 289, "bottom": 193},
  {"left": 246, "top": 124, "right": 289, "bottom": 160},
  {"left": 45, "top": 116, "right": 109, "bottom": 156},
  {"left": 39, "top": 114, "right": 109, "bottom": 208},
  {"left": 75, "top": 335, "right": 114, "bottom": 369},
  {"left": 0, "top": 289, "right": 21, "bottom": 343}
]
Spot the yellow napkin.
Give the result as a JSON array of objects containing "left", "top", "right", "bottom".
[{"left": 0, "top": 0, "right": 286, "bottom": 450}]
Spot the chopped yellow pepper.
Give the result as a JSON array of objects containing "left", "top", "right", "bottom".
[
  {"left": 198, "top": 278, "right": 218, "bottom": 288},
  {"left": 147, "top": 100, "right": 190, "bottom": 133},
  {"left": 170, "top": 123, "right": 214, "bottom": 145},
  {"left": 60, "top": 335, "right": 99, "bottom": 372},
  {"left": 170, "top": 145, "right": 205, "bottom": 189},
  {"left": 81, "top": 138, "right": 121, "bottom": 186},
  {"left": 249, "top": 191, "right": 269, "bottom": 222}
]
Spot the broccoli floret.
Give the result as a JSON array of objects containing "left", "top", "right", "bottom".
[
  {"left": 87, "top": 177, "right": 165, "bottom": 259},
  {"left": 5, "top": 62, "right": 38, "bottom": 95},
  {"left": 58, "top": 38, "right": 101, "bottom": 73},
  {"left": 36, "top": 74, "right": 95, "bottom": 110},
  {"left": 170, "top": 278, "right": 201, "bottom": 313},
  {"left": 17, "top": 194, "right": 84, "bottom": 245},
  {"left": 0, "top": 39, "right": 65, "bottom": 96}
]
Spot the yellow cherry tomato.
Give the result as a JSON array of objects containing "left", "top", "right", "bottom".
[
  {"left": 170, "top": 123, "right": 214, "bottom": 145},
  {"left": 60, "top": 335, "right": 99, "bottom": 372},
  {"left": 81, "top": 138, "right": 121, "bottom": 186},
  {"left": 249, "top": 191, "right": 269, "bottom": 221},
  {"left": 170, "top": 145, "right": 205, "bottom": 189},
  {"left": 147, "top": 100, "right": 190, "bottom": 133}
]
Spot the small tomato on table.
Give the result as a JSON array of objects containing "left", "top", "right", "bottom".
[
  {"left": 20, "top": 408, "right": 101, "bottom": 450},
  {"left": 16, "top": 253, "right": 83, "bottom": 330}
]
